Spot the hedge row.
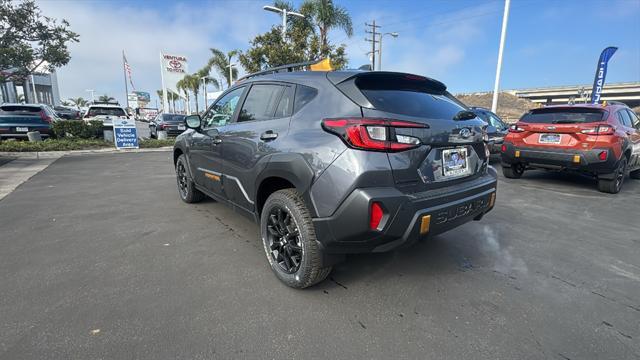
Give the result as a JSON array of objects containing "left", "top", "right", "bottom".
[{"left": 52, "top": 120, "right": 104, "bottom": 139}]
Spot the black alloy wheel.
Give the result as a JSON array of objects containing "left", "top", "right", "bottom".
[
  {"left": 176, "top": 161, "right": 189, "bottom": 199},
  {"left": 266, "top": 206, "right": 302, "bottom": 274},
  {"left": 597, "top": 157, "right": 627, "bottom": 194},
  {"left": 175, "top": 154, "right": 204, "bottom": 203}
]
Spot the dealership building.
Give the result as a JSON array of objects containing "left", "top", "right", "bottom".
[{"left": 0, "top": 70, "right": 61, "bottom": 106}]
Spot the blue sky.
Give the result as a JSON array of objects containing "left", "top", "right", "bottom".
[{"left": 39, "top": 0, "right": 640, "bottom": 105}]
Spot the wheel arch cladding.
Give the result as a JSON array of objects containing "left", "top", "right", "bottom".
[{"left": 255, "top": 153, "right": 316, "bottom": 216}]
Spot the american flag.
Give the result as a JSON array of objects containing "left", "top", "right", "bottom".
[{"left": 123, "top": 52, "right": 135, "bottom": 90}]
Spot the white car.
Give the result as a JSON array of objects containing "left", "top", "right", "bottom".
[{"left": 83, "top": 104, "right": 129, "bottom": 127}]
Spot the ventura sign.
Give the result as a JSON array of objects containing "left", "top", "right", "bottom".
[{"left": 160, "top": 52, "right": 189, "bottom": 111}]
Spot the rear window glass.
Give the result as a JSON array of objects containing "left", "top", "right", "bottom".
[
  {"left": 162, "top": 114, "right": 186, "bottom": 123},
  {"left": 87, "top": 107, "right": 126, "bottom": 117},
  {"left": 356, "top": 76, "right": 465, "bottom": 119},
  {"left": 293, "top": 85, "right": 317, "bottom": 113},
  {"left": 521, "top": 108, "right": 606, "bottom": 124},
  {"left": 0, "top": 105, "right": 41, "bottom": 114},
  {"left": 0, "top": 117, "right": 44, "bottom": 124}
]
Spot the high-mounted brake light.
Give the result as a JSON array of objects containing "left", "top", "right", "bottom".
[
  {"left": 580, "top": 125, "right": 615, "bottom": 135},
  {"left": 322, "top": 118, "right": 427, "bottom": 152}
]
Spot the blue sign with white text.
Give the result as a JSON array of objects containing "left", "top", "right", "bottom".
[
  {"left": 113, "top": 118, "right": 139, "bottom": 149},
  {"left": 590, "top": 46, "right": 617, "bottom": 104}
]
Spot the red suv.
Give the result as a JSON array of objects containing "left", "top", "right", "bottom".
[{"left": 501, "top": 103, "right": 640, "bottom": 193}]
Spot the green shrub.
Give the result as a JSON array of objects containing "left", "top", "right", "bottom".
[
  {"left": 52, "top": 120, "right": 103, "bottom": 139},
  {"left": 139, "top": 138, "right": 175, "bottom": 148}
]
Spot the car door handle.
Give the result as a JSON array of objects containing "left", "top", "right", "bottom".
[
  {"left": 212, "top": 138, "right": 222, "bottom": 144},
  {"left": 260, "top": 131, "right": 278, "bottom": 141}
]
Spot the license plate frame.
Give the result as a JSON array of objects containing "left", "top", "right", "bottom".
[
  {"left": 442, "top": 147, "right": 471, "bottom": 178},
  {"left": 16, "top": 127, "right": 29, "bottom": 132},
  {"left": 539, "top": 133, "right": 562, "bottom": 144}
]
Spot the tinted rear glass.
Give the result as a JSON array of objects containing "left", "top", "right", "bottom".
[
  {"left": 356, "top": 76, "right": 465, "bottom": 119},
  {"left": 162, "top": 114, "right": 186, "bottom": 123},
  {"left": 87, "top": 107, "right": 126, "bottom": 117},
  {"left": 0, "top": 105, "right": 41, "bottom": 114},
  {"left": 521, "top": 108, "right": 606, "bottom": 124},
  {"left": 0, "top": 116, "right": 45, "bottom": 124}
]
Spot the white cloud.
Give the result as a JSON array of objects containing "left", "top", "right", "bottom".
[{"left": 37, "top": 0, "right": 272, "bottom": 105}]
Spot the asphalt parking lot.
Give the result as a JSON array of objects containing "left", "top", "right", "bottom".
[{"left": 0, "top": 152, "right": 639, "bottom": 359}]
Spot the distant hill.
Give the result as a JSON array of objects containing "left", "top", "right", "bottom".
[{"left": 456, "top": 92, "right": 537, "bottom": 123}]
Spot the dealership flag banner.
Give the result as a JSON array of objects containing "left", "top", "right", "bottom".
[
  {"left": 590, "top": 46, "right": 617, "bottom": 104},
  {"left": 160, "top": 52, "right": 188, "bottom": 111}
]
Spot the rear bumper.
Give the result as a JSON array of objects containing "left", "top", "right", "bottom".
[
  {"left": 500, "top": 143, "right": 618, "bottom": 175},
  {"left": 312, "top": 168, "right": 498, "bottom": 254}
]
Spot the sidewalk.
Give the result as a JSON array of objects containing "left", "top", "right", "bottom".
[{"left": 0, "top": 146, "right": 172, "bottom": 159}]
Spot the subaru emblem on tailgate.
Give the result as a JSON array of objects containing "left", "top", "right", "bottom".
[{"left": 459, "top": 128, "right": 472, "bottom": 139}]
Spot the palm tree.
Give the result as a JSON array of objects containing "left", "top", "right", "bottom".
[
  {"left": 68, "top": 97, "right": 88, "bottom": 108},
  {"left": 207, "top": 48, "right": 239, "bottom": 88},
  {"left": 176, "top": 78, "right": 191, "bottom": 114},
  {"left": 301, "top": 0, "right": 353, "bottom": 55},
  {"left": 195, "top": 68, "right": 219, "bottom": 111},
  {"left": 157, "top": 90, "right": 181, "bottom": 113},
  {"left": 98, "top": 94, "right": 115, "bottom": 102}
]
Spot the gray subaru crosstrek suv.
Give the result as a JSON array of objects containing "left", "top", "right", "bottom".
[{"left": 173, "top": 69, "right": 498, "bottom": 288}]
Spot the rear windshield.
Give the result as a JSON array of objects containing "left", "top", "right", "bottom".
[
  {"left": 87, "top": 107, "right": 126, "bottom": 117},
  {"left": 162, "top": 114, "right": 186, "bottom": 123},
  {"left": 356, "top": 76, "right": 466, "bottom": 119},
  {"left": 521, "top": 108, "right": 606, "bottom": 124},
  {"left": 0, "top": 116, "right": 44, "bottom": 124},
  {"left": 0, "top": 105, "right": 41, "bottom": 114}
]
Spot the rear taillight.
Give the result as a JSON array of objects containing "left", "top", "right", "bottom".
[
  {"left": 598, "top": 150, "right": 608, "bottom": 161},
  {"left": 580, "top": 125, "right": 615, "bottom": 135},
  {"left": 369, "top": 202, "right": 384, "bottom": 230},
  {"left": 508, "top": 124, "right": 525, "bottom": 133},
  {"left": 501, "top": 144, "right": 507, "bottom": 152},
  {"left": 322, "top": 118, "right": 426, "bottom": 152},
  {"left": 40, "top": 111, "right": 52, "bottom": 124}
]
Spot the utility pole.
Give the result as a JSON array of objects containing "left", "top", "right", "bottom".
[
  {"left": 378, "top": 32, "right": 398, "bottom": 71},
  {"left": 263, "top": 5, "right": 305, "bottom": 41},
  {"left": 365, "top": 20, "right": 380, "bottom": 71},
  {"left": 491, "top": 0, "right": 511, "bottom": 113}
]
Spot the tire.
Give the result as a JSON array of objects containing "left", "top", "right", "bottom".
[
  {"left": 502, "top": 163, "right": 524, "bottom": 179},
  {"left": 260, "top": 189, "right": 331, "bottom": 289},
  {"left": 630, "top": 168, "right": 640, "bottom": 180},
  {"left": 597, "top": 157, "right": 627, "bottom": 194},
  {"left": 175, "top": 154, "right": 204, "bottom": 203}
]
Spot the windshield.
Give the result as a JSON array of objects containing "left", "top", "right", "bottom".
[
  {"left": 0, "top": 105, "right": 41, "bottom": 114},
  {"left": 521, "top": 108, "right": 606, "bottom": 124},
  {"left": 87, "top": 107, "right": 126, "bottom": 117},
  {"left": 162, "top": 114, "right": 186, "bottom": 123}
]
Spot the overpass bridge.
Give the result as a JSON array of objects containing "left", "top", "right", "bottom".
[{"left": 509, "top": 82, "right": 640, "bottom": 107}]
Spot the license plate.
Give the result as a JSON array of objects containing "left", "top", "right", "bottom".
[
  {"left": 442, "top": 147, "right": 471, "bottom": 177},
  {"left": 16, "top": 127, "right": 29, "bottom": 132},
  {"left": 539, "top": 133, "right": 562, "bottom": 144},
  {"left": 178, "top": 125, "right": 185, "bottom": 130}
]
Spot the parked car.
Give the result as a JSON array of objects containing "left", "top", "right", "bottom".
[
  {"left": 0, "top": 103, "right": 57, "bottom": 139},
  {"left": 501, "top": 103, "right": 640, "bottom": 193},
  {"left": 149, "top": 113, "right": 186, "bottom": 138},
  {"left": 53, "top": 106, "right": 81, "bottom": 120},
  {"left": 172, "top": 67, "right": 498, "bottom": 288},
  {"left": 469, "top": 107, "right": 509, "bottom": 154},
  {"left": 83, "top": 103, "right": 129, "bottom": 127}
]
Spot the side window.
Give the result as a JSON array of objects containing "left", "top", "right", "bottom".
[
  {"left": 274, "top": 86, "right": 294, "bottom": 118},
  {"left": 237, "top": 84, "right": 284, "bottom": 122},
  {"left": 626, "top": 109, "right": 640, "bottom": 129},
  {"left": 487, "top": 112, "right": 505, "bottom": 128},
  {"left": 293, "top": 85, "right": 318, "bottom": 113},
  {"left": 202, "top": 87, "right": 245, "bottom": 128},
  {"left": 617, "top": 110, "right": 632, "bottom": 127}
]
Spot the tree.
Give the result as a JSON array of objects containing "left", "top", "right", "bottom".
[
  {"left": 177, "top": 73, "right": 204, "bottom": 114},
  {"left": 0, "top": 0, "right": 79, "bottom": 82},
  {"left": 68, "top": 97, "right": 88, "bottom": 108},
  {"left": 98, "top": 95, "right": 115, "bottom": 102},
  {"left": 157, "top": 89, "right": 179, "bottom": 113},
  {"left": 207, "top": 48, "right": 239, "bottom": 88},
  {"left": 238, "top": 0, "right": 348, "bottom": 73},
  {"left": 300, "top": 0, "right": 353, "bottom": 55}
]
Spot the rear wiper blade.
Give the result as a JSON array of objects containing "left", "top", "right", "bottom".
[{"left": 453, "top": 110, "right": 477, "bottom": 121}]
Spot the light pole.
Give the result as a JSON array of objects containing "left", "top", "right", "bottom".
[
  {"left": 263, "top": 5, "right": 305, "bottom": 41},
  {"left": 200, "top": 75, "right": 209, "bottom": 111},
  {"left": 491, "top": 0, "right": 511, "bottom": 113},
  {"left": 378, "top": 32, "right": 398, "bottom": 71},
  {"left": 225, "top": 63, "right": 237, "bottom": 89},
  {"left": 85, "top": 89, "right": 95, "bottom": 103}
]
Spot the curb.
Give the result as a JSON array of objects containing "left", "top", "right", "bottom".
[{"left": 0, "top": 146, "right": 173, "bottom": 159}]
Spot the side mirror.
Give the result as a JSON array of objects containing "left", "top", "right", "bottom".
[{"left": 185, "top": 115, "right": 201, "bottom": 130}]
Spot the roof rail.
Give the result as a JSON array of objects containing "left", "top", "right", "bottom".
[{"left": 237, "top": 59, "right": 321, "bottom": 83}]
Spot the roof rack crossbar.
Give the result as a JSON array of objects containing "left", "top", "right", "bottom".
[{"left": 237, "top": 59, "right": 320, "bottom": 83}]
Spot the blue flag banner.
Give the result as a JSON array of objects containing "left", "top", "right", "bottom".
[{"left": 590, "top": 46, "right": 617, "bottom": 104}]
